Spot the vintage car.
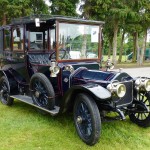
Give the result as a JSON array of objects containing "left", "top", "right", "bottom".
[{"left": 0, "top": 15, "right": 150, "bottom": 146}]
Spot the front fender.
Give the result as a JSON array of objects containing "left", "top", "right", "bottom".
[
  {"left": 60, "top": 83, "right": 111, "bottom": 113},
  {"left": 79, "top": 83, "right": 111, "bottom": 99}
]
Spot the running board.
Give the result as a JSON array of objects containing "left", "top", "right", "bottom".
[{"left": 10, "top": 95, "right": 60, "bottom": 116}]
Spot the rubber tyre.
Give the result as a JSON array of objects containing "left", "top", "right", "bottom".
[
  {"left": 129, "top": 92, "right": 150, "bottom": 127},
  {"left": 30, "top": 73, "right": 55, "bottom": 110},
  {"left": 73, "top": 93, "right": 101, "bottom": 145},
  {"left": 0, "top": 76, "right": 14, "bottom": 106}
]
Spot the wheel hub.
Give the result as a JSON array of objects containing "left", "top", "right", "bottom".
[
  {"left": 35, "top": 91, "right": 40, "bottom": 98},
  {"left": 0, "top": 90, "right": 3, "bottom": 94},
  {"left": 77, "top": 116, "right": 83, "bottom": 124}
]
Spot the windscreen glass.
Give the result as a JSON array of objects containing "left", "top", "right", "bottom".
[{"left": 58, "top": 23, "right": 99, "bottom": 60}]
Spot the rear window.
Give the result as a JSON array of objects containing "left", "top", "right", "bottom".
[{"left": 29, "top": 31, "right": 48, "bottom": 50}]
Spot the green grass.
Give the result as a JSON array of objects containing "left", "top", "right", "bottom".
[
  {"left": 103, "top": 55, "right": 127, "bottom": 62},
  {"left": 1, "top": 100, "right": 150, "bottom": 150}
]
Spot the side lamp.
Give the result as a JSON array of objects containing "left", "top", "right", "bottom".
[{"left": 49, "top": 62, "right": 60, "bottom": 77}]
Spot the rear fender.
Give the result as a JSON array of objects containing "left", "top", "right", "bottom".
[{"left": 60, "top": 83, "right": 111, "bottom": 113}]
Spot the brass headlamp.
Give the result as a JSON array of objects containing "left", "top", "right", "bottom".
[
  {"left": 107, "top": 82, "right": 126, "bottom": 98},
  {"left": 135, "top": 78, "right": 150, "bottom": 92}
]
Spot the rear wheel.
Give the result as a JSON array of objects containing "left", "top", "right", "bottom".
[
  {"left": 73, "top": 93, "right": 101, "bottom": 145},
  {"left": 0, "top": 76, "right": 13, "bottom": 106},
  {"left": 30, "top": 73, "right": 55, "bottom": 110},
  {"left": 129, "top": 91, "right": 150, "bottom": 127}
]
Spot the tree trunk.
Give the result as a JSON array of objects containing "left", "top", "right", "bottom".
[
  {"left": 2, "top": 13, "right": 7, "bottom": 25},
  {"left": 81, "top": 34, "right": 87, "bottom": 58},
  {"left": 118, "top": 30, "right": 125, "bottom": 63},
  {"left": 108, "top": 38, "right": 113, "bottom": 57},
  {"left": 112, "top": 20, "right": 119, "bottom": 65},
  {"left": 139, "top": 29, "right": 147, "bottom": 66},
  {"left": 132, "top": 32, "right": 139, "bottom": 63}
]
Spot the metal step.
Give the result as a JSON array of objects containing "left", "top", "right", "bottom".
[{"left": 10, "top": 95, "right": 60, "bottom": 116}]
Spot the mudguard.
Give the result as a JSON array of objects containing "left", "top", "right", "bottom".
[{"left": 60, "top": 83, "right": 111, "bottom": 113}]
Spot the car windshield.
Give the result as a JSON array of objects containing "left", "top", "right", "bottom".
[{"left": 58, "top": 23, "right": 100, "bottom": 60}]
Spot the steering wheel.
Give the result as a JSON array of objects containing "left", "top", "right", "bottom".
[{"left": 49, "top": 49, "right": 67, "bottom": 60}]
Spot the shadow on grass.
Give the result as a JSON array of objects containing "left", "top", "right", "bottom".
[{"left": 12, "top": 99, "right": 73, "bottom": 121}]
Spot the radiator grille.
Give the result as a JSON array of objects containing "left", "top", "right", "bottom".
[{"left": 115, "top": 81, "right": 133, "bottom": 107}]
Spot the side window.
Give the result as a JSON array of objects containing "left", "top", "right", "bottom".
[
  {"left": 50, "top": 29, "right": 56, "bottom": 49},
  {"left": 13, "top": 28, "right": 23, "bottom": 51},
  {"left": 4, "top": 29, "right": 11, "bottom": 50}
]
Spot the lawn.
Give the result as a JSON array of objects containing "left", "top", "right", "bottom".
[
  {"left": 102, "top": 55, "right": 150, "bottom": 68},
  {"left": 1, "top": 100, "right": 150, "bottom": 150},
  {"left": 102, "top": 55, "right": 128, "bottom": 62}
]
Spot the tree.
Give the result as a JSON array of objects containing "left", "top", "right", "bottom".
[
  {"left": 29, "top": 0, "right": 49, "bottom": 14},
  {"left": 0, "top": 0, "right": 9, "bottom": 25},
  {"left": 123, "top": 0, "right": 150, "bottom": 64},
  {"left": 139, "top": 1, "right": 150, "bottom": 65},
  {"left": 80, "top": 0, "right": 150, "bottom": 65},
  {"left": 80, "top": 0, "right": 133, "bottom": 65},
  {"left": 0, "top": 0, "right": 49, "bottom": 25},
  {"left": 50, "top": 0, "right": 79, "bottom": 16},
  {"left": 125, "top": 1, "right": 141, "bottom": 63},
  {"left": 118, "top": 29, "right": 125, "bottom": 63},
  {"left": 105, "top": 25, "right": 114, "bottom": 58}
]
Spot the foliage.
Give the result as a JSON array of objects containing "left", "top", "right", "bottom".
[
  {"left": 79, "top": 0, "right": 150, "bottom": 64},
  {"left": 29, "top": 0, "right": 49, "bottom": 15},
  {"left": 0, "top": 0, "right": 49, "bottom": 25},
  {"left": 50, "top": 0, "right": 79, "bottom": 16}
]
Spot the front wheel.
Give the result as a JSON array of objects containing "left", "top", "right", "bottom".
[
  {"left": 129, "top": 91, "right": 150, "bottom": 127},
  {"left": 30, "top": 73, "right": 55, "bottom": 110},
  {"left": 73, "top": 93, "right": 101, "bottom": 145}
]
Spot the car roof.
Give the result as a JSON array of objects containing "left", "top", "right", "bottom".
[{"left": 3, "top": 15, "right": 104, "bottom": 27}]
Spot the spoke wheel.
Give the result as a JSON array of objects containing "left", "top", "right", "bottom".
[
  {"left": 129, "top": 91, "right": 150, "bottom": 127},
  {"left": 30, "top": 73, "right": 55, "bottom": 110},
  {"left": 0, "top": 76, "right": 13, "bottom": 106},
  {"left": 73, "top": 93, "right": 101, "bottom": 145}
]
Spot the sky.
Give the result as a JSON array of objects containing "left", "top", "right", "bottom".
[{"left": 44, "top": 0, "right": 51, "bottom": 6}]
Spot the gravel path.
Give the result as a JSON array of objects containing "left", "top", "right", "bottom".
[{"left": 113, "top": 67, "right": 150, "bottom": 78}]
